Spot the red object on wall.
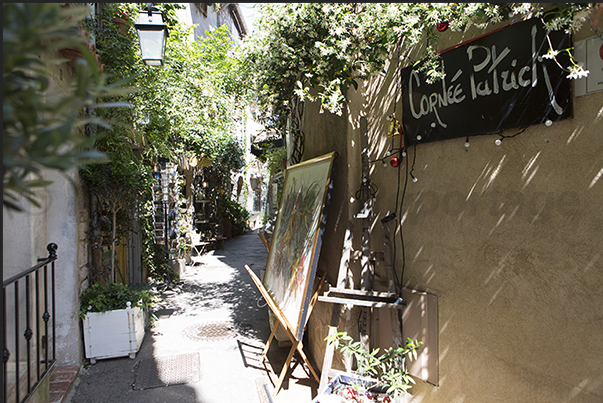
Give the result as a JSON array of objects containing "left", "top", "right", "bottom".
[
  {"left": 436, "top": 21, "right": 449, "bottom": 32},
  {"left": 390, "top": 157, "right": 400, "bottom": 167}
]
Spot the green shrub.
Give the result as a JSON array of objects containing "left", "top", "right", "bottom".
[
  {"left": 79, "top": 281, "right": 156, "bottom": 319},
  {"left": 218, "top": 194, "right": 251, "bottom": 236}
]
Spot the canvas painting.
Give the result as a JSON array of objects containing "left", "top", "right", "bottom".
[{"left": 263, "top": 151, "right": 337, "bottom": 341}]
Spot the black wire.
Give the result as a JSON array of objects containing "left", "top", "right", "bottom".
[
  {"left": 409, "top": 142, "right": 417, "bottom": 180},
  {"left": 390, "top": 33, "right": 408, "bottom": 296},
  {"left": 397, "top": 145, "right": 410, "bottom": 293},
  {"left": 495, "top": 116, "right": 543, "bottom": 143},
  {"left": 390, "top": 149, "right": 403, "bottom": 294},
  {"left": 500, "top": 126, "right": 528, "bottom": 139}
]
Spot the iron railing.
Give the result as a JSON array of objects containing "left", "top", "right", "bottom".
[{"left": 3, "top": 243, "right": 58, "bottom": 403}]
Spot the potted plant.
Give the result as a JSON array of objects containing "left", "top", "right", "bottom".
[
  {"left": 316, "top": 332, "right": 423, "bottom": 403},
  {"left": 111, "top": 5, "right": 132, "bottom": 33},
  {"left": 79, "top": 282, "right": 156, "bottom": 364}
]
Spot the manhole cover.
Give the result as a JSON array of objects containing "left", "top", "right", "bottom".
[
  {"left": 133, "top": 352, "right": 200, "bottom": 390},
  {"left": 182, "top": 321, "right": 240, "bottom": 341}
]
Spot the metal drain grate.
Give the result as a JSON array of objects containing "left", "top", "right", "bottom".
[
  {"left": 182, "top": 321, "right": 240, "bottom": 341},
  {"left": 133, "top": 352, "right": 200, "bottom": 390}
]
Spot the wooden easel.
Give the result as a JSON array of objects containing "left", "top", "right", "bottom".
[{"left": 245, "top": 264, "right": 324, "bottom": 396}]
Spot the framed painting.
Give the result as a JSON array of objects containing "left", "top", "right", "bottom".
[{"left": 263, "top": 151, "right": 338, "bottom": 341}]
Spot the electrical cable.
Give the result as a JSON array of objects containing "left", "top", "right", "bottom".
[
  {"left": 390, "top": 149, "right": 403, "bottom": 294},
  {"left": 397, "top": 144, "right": 411, "bottom": 293},
  {"left": 409, "top": 142, "right": 417, "bottom": 182},
  {"left": 494, "top": 116, "right": 546, "bottom": 144},
  {"left": 390, "top": 144, "right": 410, "bottom": 344},
  {"left": 385, "top": 35, "right": 410, "bottom": 343},
  {"left": 391, "top": 35, "right": 410, "bottom": 297}
]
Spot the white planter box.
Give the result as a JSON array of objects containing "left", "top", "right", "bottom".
[{"left": 82, "top": 302, "right": 147, "bottom": 364}]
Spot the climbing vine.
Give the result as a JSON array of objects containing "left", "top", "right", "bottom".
[
  {"left": 82, "top": 3, "right": 250, "bottom": 282},
  {"left": 243, "top": 3, "right": 599, "bottom": 134}
]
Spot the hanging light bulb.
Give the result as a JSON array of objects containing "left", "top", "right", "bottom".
[
  {"left": 545, "top": 119, "right": 553, "bottom": 127},
  {"left": 464, "top": 137, "right": 470, "bottom": 148},
  {"left": 416, "top": 135, "right": 422, "bottom": 141},
  {"left": 412, "top": 176, "right": 418, "bottom": 183},
  {"left": 495, "top": 138, "right": 502, "bottom": 146},
  {"left": 382, "top": 159, "right": 387, "bottom": 168}
]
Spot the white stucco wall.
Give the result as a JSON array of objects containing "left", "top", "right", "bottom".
[{"left": 3, "top": 67, "right": 87, "bottom": 366}]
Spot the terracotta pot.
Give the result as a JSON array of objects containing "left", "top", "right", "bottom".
[
  {"left": 111, "top": 17, "right": 129, "bottom": 34},
  {"left": 58, "top": 47, "right": 82, "bottom": 68}
]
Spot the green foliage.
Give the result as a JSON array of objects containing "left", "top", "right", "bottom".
[
  {"left": 264, "top": 147, "right": 287, "bottom": 176},
  {"left": 326, "top": 331, "right": 423, "bottom": 400},
  {"left": 243, "top": 3, "right": 597, "bottom": 134},
  {"left": 80, "top": 160, "right": 152, "bottom": 281},
  {"left": 218, "top": 193, "right": 251, "bottom": 236},
  {"left": 2, "top": 3, "right": 127, "bottom": 211},
  {"left": 80, "top": 161, "right": 150, "bottom": 214},
  {"left": 79, "top": 281, "right": 156, "bottom": 319},
  {"left": 80, "top": 5, "right": 249, "bottom": 283},
  {"left": 139, "top": 209, "right": 163, "bottom": 281}
]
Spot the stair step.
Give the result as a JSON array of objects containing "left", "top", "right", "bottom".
[{"left": 49, "top": 364, "right": 79, "bottom": 403}]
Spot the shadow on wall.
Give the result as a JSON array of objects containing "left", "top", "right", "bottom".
[{"left": 351, "top": 38, "right": 603, "bottom": 399}]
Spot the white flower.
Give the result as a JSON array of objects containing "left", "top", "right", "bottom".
[
  {"left": 329, "top": 26, "right": 345, "bottom": 36},
  {"left": 567, "top": 65, "right": 589, "bottom": 80},
  {"left": 542, "top": 49, "right": 558, "bottom": 59}
]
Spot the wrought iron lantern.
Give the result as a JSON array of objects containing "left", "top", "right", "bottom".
[{"left": 134, "top": 4, "right": 168, "bottom": 66}]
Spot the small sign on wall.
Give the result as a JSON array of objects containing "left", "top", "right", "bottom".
[{"left": 573, "top": 35, "right": 603, "bottom": 96}]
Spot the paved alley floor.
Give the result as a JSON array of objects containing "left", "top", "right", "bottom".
[{"left": 69, "top": 231, "right": 319, "bottom": 403}]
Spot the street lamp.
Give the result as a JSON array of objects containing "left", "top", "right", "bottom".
[{"left": 134, "top": 3, "right": 168, "bottom": 66}]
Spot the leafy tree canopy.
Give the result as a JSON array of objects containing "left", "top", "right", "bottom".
[{"left": 242, "top": 3, "right": 597, "bottom": 135}]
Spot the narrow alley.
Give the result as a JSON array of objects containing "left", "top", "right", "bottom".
[{"left": 68, "top": 230, "right": 318, "bottom": 403}]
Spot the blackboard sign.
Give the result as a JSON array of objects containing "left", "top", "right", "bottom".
[{"left": 401, "top": 17, "right": 573, "bottom": 145}]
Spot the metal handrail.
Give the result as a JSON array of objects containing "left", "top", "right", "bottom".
[{"left": 3, "top": 243, "right": 58, "bottom": 403}]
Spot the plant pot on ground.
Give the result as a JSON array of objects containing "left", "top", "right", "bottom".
[
  {"left": 79, "top": 282, "right": 156, "bottom": 363},
  {"left": 316, "top": 331, "right": 423, "bottom": 403}
]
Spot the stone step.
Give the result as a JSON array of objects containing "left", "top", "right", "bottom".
[{"left": 49, "top": 364, "right": 79, "bottom": 403}]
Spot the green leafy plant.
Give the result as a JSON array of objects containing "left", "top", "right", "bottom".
[
  {"left": 80, "top": 160, "right": 151, "bottom": 282},
  {"left": 76, "top": 4, "right": 253, "bottom": 284},
  {"left": 79, "top": 281, "right": 156, "bottom": 320},
  {"left": 218, "top": 193, "right": 251, "bottom": 237},
  {"left": 325, "top": 331, "right": 423, "bottom": 400},
  {"left": 243, "top": 3, "right": 597, "bottom": 136},
  {"left": 264, "top": 146, "right": 287, "bottom": 177},
  {"left": 2, "top": 3, "right": 130, "bottom": 211}
]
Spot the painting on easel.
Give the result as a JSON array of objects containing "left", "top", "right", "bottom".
[{"left": 263, "top": 151, "right": 338, "bottom": 341}]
